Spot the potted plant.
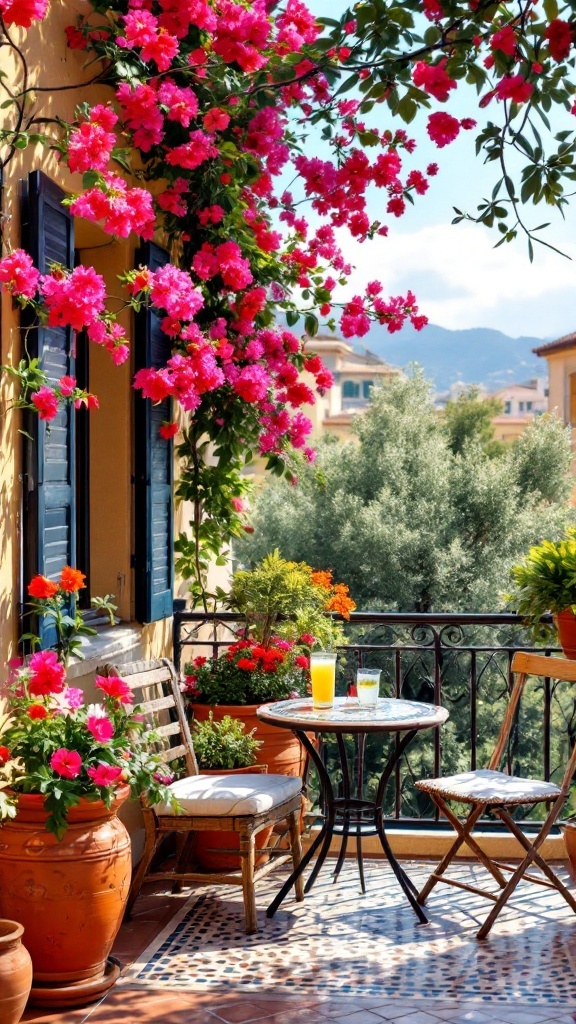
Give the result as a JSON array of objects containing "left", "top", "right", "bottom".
[
  {"left": 508, "top": 532, "right": 576, "bottom": 658},
  {"left": 183, "top": 551, "right": 356, "bottom": 776},
  {"left": 190, "top": 713, "right": 272, "bottom": 870},
  {"left": 0, "top": 653, "right": 177, "bottom": 1009},
  {"left": 0, "top": 700, "right": 32, "bottom": 1024}
]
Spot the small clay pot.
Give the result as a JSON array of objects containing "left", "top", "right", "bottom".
[
  {"left": 0, "top": 919, "right": 33, "bottom": 1024},
  {"left": 555, "top": 610, "right": 576, "bottom": 660}
]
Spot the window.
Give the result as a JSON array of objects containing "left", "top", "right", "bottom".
[
  {"left": 526, "top": 401, "right": 533, "bottom": 411},
  {"left": 133, "top": 241, "right": 174, "bottom": 623},
  {"left": 518, "top": 402, "right": 525, "bottom": 412},
  {"left": 504, "top": 401, "right": 511, "bottom": 414},
  {"left": 342, "top": 381, "right": 360, "bottom": 399},
  {"left": 362, "top": 380, "right": 374, "bottom": 399}
]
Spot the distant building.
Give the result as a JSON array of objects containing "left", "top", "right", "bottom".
[
  {"left": 303, "top": 335, "right": 402, "bottom": 441},
  {"left": 533, "top": 332, "right": 576, "bottom": 427},
  {"left": 488, "top": 378, "right": 548, "bottom": 443}
]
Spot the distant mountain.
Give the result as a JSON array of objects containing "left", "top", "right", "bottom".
[{"left": 359, "top": 322, "right": 548, "bottom": 393}]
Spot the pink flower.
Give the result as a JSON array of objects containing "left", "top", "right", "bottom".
[
  {"left": 299, "top": 634, "right": 316, "bottom": 646},
  {"left": 50, "top": 748, "right": 83, "bottom": 779},
  {"left": 153, "top": 770, "right": 174, "bottom": 785},
  {"left": 413, "top": 59, "right": 457, "bottom": 102},
  {"left": 0, "top": 0, "right": 48, "bottom": 28},
  {"left": 58, "top": 375, "right": 77, "bottom": 397},
  {"left": 203, "top": 107, "right": 230, "bottom": 132},
  {"left": 41, "top": 265, "right": 106, "bottom": 332},
  {"left": 67, "top": 107, "right": 118, "bottom": 174},
  {"left": 495, "top": 74, "right": 533, "bottom": 104},
  {"left": 87, "top": 715, "right": 115, "bottom": 742},
  {"left": 31, "top": 386, "right": 59, "bottom": 422},
  {"left": 87, "top": 764, "right": 123, "bottom": 786},
  {"left": 490, "top": 25, "right": 517, "bottom": 55},
  {"left": 426, "top": 111, "right": 461, "bottom": 148},
  {"left": 0, "top": 249, "right": 40, "bottom": 299},
  {"left": 95, "top": 674, "right": 133, "bottom": 704},
  {"left": 28, "top": 650, "right": 66, "bottom": 696},
  {"left": 65, "top": 687, "right": 85, "bottom": 709},
  {"left": 231, "top": 497, "right": 245, "bottom": 512}
]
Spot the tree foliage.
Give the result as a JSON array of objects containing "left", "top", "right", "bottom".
[{"left": 237, "top": 374, "right": 575, "bottom": 611}]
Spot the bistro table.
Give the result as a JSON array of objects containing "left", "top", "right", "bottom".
[{"left": 257, "top": 695, "right": 449, "bottom": 924}]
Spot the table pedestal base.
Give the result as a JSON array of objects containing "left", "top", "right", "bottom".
[{"left": 266, "top": 727, "right": 429, "bottom": 924}]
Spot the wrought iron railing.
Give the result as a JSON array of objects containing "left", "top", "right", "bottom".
[{"left": 173, "top": 610, "right": 573, "bottom": 829}]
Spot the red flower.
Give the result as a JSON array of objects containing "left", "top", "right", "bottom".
[
  {"left": 59, "top": 566, "right": 86, "bottom": 593},
  {"left": 237, "top": 658, "right": 257, "bottom": 671},
  {"left": 295, "top": 655, "right": 309, "bottom": 669},
  {"left": 50, "top": 748, "right": 82, "bottom": 779},
  {"left": 0, "top": 746, "right": 10, "bottom": 765},
  {"left": 95, "top": 675, "right": 133, "bottom": 704},
  {"left": 27, "top": 574, "right": 59, "bottom": 600},
  {"left": 31, "top": 386, "right": 59, "bottom": 422},
  {"left": 159, "top": 422, "right": 179, "bottom": 440},
  {"left": 544, "top": 19, "right": 573, "bottom": 62},
  {"left": 495, "top": 74, "right": 533, "bottom": 104},
  {"left": 86, "top": 715, "right": 115, "bottom": 742},
  {"left": 28, "top": 704, "right": 48, "bottom": 720}
]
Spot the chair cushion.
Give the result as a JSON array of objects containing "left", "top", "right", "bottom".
[
  {"left": 153, "top": 773, "right": 302, "bottom": 817},
  {"left": 415, "top": 768, "right": 562, "bottom": 805}
]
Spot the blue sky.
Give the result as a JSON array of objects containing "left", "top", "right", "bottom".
[{"left": 305, "top": 1, "right": 576, "bottom": 340}]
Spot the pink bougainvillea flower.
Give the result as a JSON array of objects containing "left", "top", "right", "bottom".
[
  {"left": 490, "top": 25, "right": 517, "bottom": 55},
  {"left": 95, "top": 674, "right": 133, "bottom": 704},
  {"left": 86, "top": 714, "right": 115, "bottom": 742},
  {"left": 87, "top": 764, "right": 123, "bottom": 786},
  {"left": 412, "top": 59, "right": 457, "bottom": 102},
  {"left": 426, "top": 111, "right": 461, "bottom": 148},
  {"left": 28, "top": 650, "right": 66, "bottom": 696},
  {"left": 495, "top": 74, "right": 533, "bottom": 104},
  {"left": 31, "top": 386, "right": 59, "bottom": 422},
  {"left": 50, "top": 748, "right": 83, "bottom": 779},
  {"left": 40, "top": 265, "right": 106, "bottom": 333},
  {"left": 0, "top": 249, "right": 40, "bottom": 299}
]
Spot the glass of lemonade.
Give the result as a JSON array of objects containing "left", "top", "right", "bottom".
[
  {"left": 310, "top": 651, "right": 337, "bottom": 710},
  {"left": 356, "top": 668, "right": 381, "bottom": 709}
]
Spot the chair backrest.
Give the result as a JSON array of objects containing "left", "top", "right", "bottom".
[
  {"left": 489, "top": 652, "right": 576, "bottom": 795},
  {"left": 97, "top": 658, "right": 199, "bottom": 777}
]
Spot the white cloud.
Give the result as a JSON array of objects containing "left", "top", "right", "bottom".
[{"left": 334, "top": 222, "right": 576, "bottom": 337}]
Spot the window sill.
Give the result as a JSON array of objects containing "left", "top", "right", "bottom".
[{"left": 65, "top": 624, "right": 144, "bottom": 681}]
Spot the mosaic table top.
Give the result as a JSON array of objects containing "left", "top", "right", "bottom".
[{"left": 257, "top": 696, "right": 449, "bottom": 733}]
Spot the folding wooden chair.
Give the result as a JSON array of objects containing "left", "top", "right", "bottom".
[
  {"left": 415, "top": 651, "right": 576, "bottom": 938},
  {"left": 98, "top": 659, "right": 304, "bottom": 933}
]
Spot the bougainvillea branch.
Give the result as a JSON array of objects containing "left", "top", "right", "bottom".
[{"left": 0, "top": 0, "right": 575, "bottom": 605}]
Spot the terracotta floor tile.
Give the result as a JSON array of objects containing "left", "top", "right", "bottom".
[
  {"left": 21, "top": 1008, "right": 91, "bottom": 1024},
  {"left": 207, "top": 999, "right": 280, "bottom": 1023}
]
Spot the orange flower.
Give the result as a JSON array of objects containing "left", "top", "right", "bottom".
[
  {"left": 27, "top": 574, "right": 59, "bottom": 600},
  {"left": 59, "top": 566, "right": 86, "bottom": 593},
  {"left": 325, "top": 584, "right": 356, "bottom": 620},
  {"left": 311, "top": 569, "right": 333, "bottom": 591}
]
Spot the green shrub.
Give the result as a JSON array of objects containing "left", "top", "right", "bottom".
[{"left": 192, "top": 713, "right": 261, "bottom": 770}]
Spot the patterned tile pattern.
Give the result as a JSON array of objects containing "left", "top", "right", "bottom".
[{"left": 120, "top": 860, "right": 576, "bottom": 1006}]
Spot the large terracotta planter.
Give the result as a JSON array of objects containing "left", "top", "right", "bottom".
[
  {"left": 561, "top": 819, "right": 576, "bottom": 878},
  {"left": 191, "top": 766, "right": 273, "bottom": 871},
  {"left": 0, "top": 785, "right": 131, "bottom": 1009},
  {"left": 0, "top": 920, "right": 33, "bottom": 1024},
  {"left": 555, "top": 610, "right": 576, "bottom": 660},
  {"left": 191, "top": 703, "right": 307, "bottom": 777}
]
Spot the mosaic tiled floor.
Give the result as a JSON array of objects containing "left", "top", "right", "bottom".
[{"left": 120, "top": 860, "right": 576, "bottom": 1007}]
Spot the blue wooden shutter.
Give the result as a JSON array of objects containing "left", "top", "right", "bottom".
[
  {"left": 22, "top": 171, "right": 76, "bottom": 647},
  {"left": 133, "top": 241, "right": 174, "bottom": 622}
]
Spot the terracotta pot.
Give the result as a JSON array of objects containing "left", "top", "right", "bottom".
[
  {"left": 191, "top": 703, "right": 308, "bottom": 777},
  {"left": 191, "top": 765, "right": 273, "bottom": 871},
  {"left": 0, "top": 920, "right": 33, "bottom": 1024},
  {"left": 555, "top": 610, "right": 576, "bottom": 660},
  {"left": 0, "top": 785, "right": 131, "bottom": 1008}
]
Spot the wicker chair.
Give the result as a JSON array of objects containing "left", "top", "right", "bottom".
[
  {"left": 415, "top": 651, "right": 576, "bottom": 939},
  {"left": 98, "top": 658, "right": 304, "bottom": 933}
]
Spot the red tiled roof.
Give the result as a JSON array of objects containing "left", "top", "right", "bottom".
[{"left": 533, "top": 332, "right": 576, "bottom": 357}]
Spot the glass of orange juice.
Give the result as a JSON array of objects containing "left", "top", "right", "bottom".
[{"left": 310, "top": 651, "right": 337, "bottom": 710}]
